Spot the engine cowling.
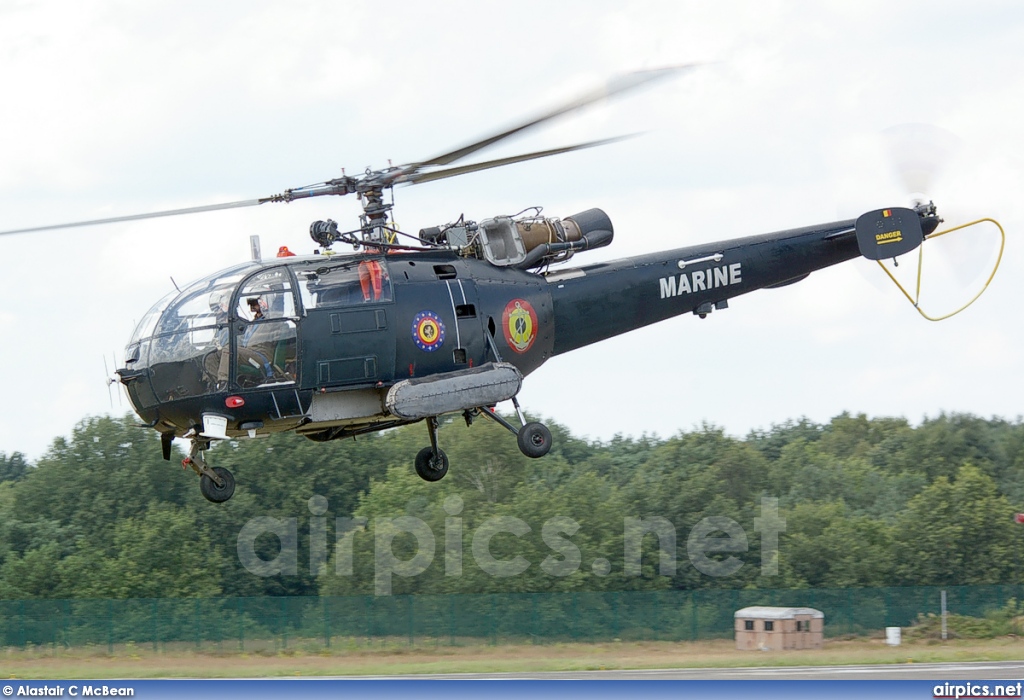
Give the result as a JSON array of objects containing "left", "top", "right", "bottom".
[{"left": 477, "top": 208, "right": 614, "bottom": 268}]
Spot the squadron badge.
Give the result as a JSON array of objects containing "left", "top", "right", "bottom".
[
  {"left": 412, "top": 311, "right": 445, "bottom": 352},
  {"left": 502, "top": 299, "right": 538, "bottom": 354}
]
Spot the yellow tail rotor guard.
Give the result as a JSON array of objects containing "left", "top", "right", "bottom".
[{"left": 876, "top": 217, "right": 1005, "bottom": 321}]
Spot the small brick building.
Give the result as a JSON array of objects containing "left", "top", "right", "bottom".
[{"left": 734, "top": 606, "right": 824, "bottom": 651}]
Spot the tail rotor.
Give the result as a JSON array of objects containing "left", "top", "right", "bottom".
[
  {"left": 103, "top": 353, "right": 124, "bottom": 411},
  {"left": 870, "top": 123, "right": 1005, "bottom": 321}
]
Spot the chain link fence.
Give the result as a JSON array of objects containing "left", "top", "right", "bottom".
[{"left": 2, "top": 585, "right": 1020, "bottom": 652}]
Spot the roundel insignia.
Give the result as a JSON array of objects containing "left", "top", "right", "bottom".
[
  {"left": 502, "top": 298, "right": 538, "bottom": 354},
  {"left": 412, "top": 311, "right": 445, "bottom": 352}
]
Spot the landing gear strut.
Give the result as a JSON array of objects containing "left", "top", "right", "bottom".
[
  {"left": 182, "top": 436, "right": 236, "bottom": 503},
  {"left": 414, "top": 416, "right": 449, "bottom": 482},
  {"left": 478, "top": 396, "right": 553, "bottom": 459},
  {"left": 412, "top": 399, "right": 552, "bottom": 482}
]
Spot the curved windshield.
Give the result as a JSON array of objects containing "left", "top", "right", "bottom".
[
  {"left": 153, "top": 263, "right": 257, "bottom": 338},
  {"left": 125, "top": 262, "right": 262, "bottom": 403},
  {"left": 130, "top": 289, "right": 177, "bottom": 344}
]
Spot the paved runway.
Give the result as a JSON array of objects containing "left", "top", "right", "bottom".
[{"left": 350, "top": 660, "right": 1024, "bottom": 680}]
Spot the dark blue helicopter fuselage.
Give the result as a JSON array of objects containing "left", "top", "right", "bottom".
[{"left": 122, "top": 216, "right": 862, "bottom": 442}]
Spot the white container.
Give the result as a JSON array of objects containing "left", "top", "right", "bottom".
[{"left": 885, "top": 626, "right": 902, "bottom": 646}]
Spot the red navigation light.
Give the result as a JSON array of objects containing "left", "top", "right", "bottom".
[{"left": 225, "top": 396, "right": 245, "bottom": 409}]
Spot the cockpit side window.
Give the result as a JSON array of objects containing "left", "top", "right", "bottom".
[
  {"left": 231, "top": 267, "right": 299, "bottom": 389},
  {"left": 296, "top": 259, "right": 393, "bottom": 309},
  {"left": 235, "top": 268, "right": 297, "bottom": 320}
]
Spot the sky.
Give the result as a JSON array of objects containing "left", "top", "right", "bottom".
[{"left": 1, "top": 0, "right": 1023, "bottom": 460}]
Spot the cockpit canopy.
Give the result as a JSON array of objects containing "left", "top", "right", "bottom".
[
  {"left": 122, "top": 256, "right": 396, "bottom": 412},
  {"left": 124, "top": 261, "right": 298, "bottom": 408}
]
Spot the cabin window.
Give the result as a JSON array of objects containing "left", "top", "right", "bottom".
[
  {"left": 744, "top": 620, "right": 754, "bottom": 631},
  {"left": 764, "top": 621, "right": 774, "bottom": 631},
  {"left": 297, "top": 259, "right": 393, "bottom": 309}
]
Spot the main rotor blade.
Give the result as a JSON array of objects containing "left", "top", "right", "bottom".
[
  {"left": 394, "top": 136, "right": 633, "bottom": 186},
  {"left": 0, "top": 198, "right": 264, "bottom": 236},
  {"left": 406, "top": 65, "right": 695, "bottom": 171}
]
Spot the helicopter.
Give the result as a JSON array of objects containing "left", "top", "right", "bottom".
[{"left": 0, "top": 66, "right": 1000, "bottom": 503}]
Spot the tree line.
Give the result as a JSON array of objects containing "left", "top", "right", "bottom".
[{"left": 1, "top": 410, "right": 1023, "bottom": 600}]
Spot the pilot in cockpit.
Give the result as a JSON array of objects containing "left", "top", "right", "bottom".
[
  {"left": 246, "top": 297, "right": 265, "bottom": 321},
  {"left": 205, "top": 286, "right": 294, "bottom": 390},
  {"left": 207, "top": 289, "right": 269, "bottom": 389}
]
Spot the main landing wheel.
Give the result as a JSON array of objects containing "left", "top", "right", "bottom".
[
  {"left": 200, "top": 466, "right": 236, "bottom": 503},
  {"left": 517, "top": 422, "right": 552, "bottom": 458},
  {"left": 415, "top": 447, "right": 449, "bottom": 482}
]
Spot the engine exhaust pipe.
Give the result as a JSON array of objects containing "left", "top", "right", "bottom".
[{"left": 515, "top": 208, "right": 614, "bottom": 269}]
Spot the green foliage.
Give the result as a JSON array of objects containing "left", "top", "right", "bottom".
[
  {"left": 893, "top": 463, "right": 1018, "bottom": 586},
  {"left": 3, "top": 410, "right": 1024, "bottom": 601},
  {"left": 0, "top": 451, "right": 28, "bottom": 483},
  {"left": 907, "top": 599, "right": 1024, "bottom": 639},
  {"left": 778, "top": 501, "right": 895, "bottom": 588},
  {"left": 59, "top": 505, "right": 225, "bottom": 598}
]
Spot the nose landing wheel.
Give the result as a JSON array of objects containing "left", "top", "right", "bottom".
[
  {"left": 183, "top": 436, "right": 236, "bottom": 503},
  {"left": 200, "top": 466, "right": 236, "bottom": 503}
]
